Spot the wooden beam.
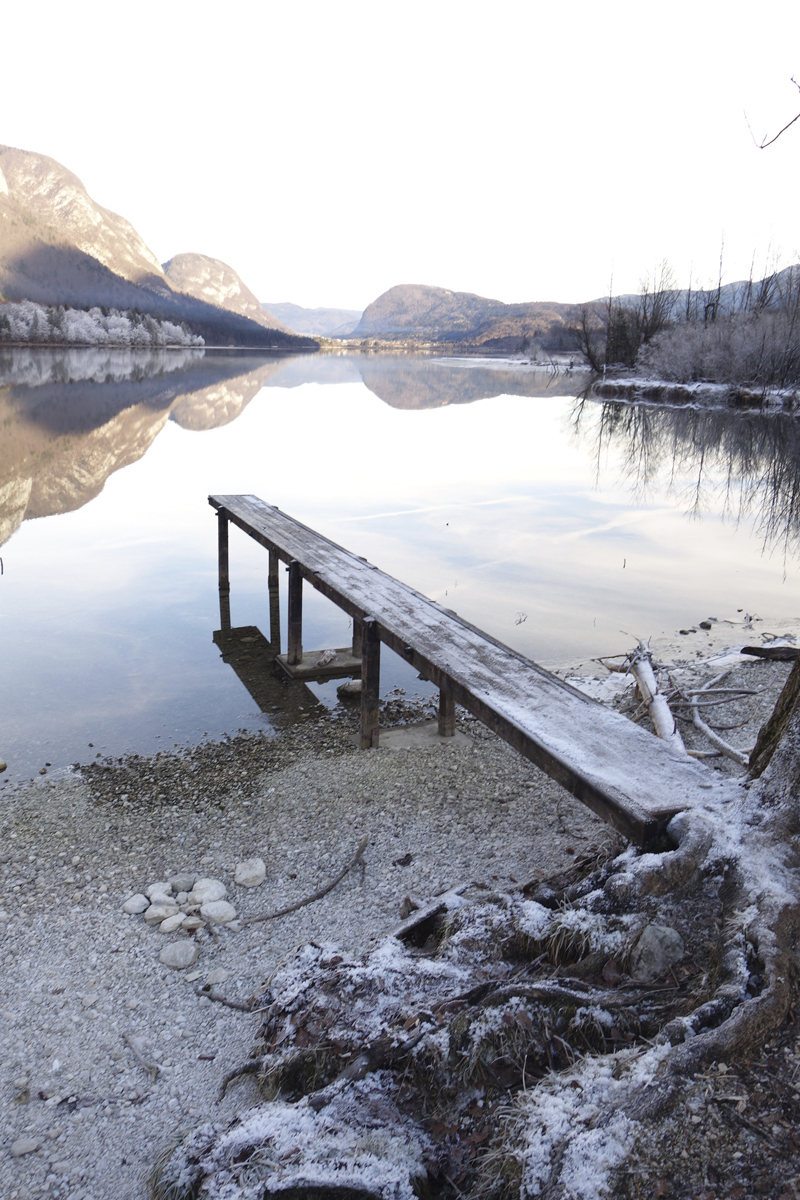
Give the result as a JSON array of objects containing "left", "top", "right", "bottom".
[
  {"left": 352, "top": 614, "right": 364, "bottom": 659},
  {"left": 217, "top": 507, "right": 230, "bottom": 594},
  {"left": 438, "top": 682, "right": 456, "bottom": 737},
  {"left": 287, "top": 560, "right": 303, "bottom": 666},
  {"left": 360, "top": 617, "right": 380, "bottom": 749}
]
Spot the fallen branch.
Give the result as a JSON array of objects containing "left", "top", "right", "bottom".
[
  {"left": 689, "top": 671, "right": 750, "bottom": 766},
  {"left": 626, "top": 640, "right": 688, "bottom": 757},
  {"left": 243, "top": 834, "right": 369, "bottom": 926}
]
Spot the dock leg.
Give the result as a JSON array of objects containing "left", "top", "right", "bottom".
[
  {"left": 360, "top": 617, "right": 380, "bottom": 749},
  {"left": 287, "top": 559, "right": 303, "bottom": 666},
  {"left": 268, "top": 550, "right": 280, "bottom": 649},
  {"left": 217, "top": 508, "right": 230, "bottom": 594},
  {"left": 352, "top": 615, "right": 364, "bottom": 659},
  {"left": 218, "top": 589, "right": 232, "bottom": 634},
  {"left": 438, "top": 682, "right": 456, "bottom": 737}
]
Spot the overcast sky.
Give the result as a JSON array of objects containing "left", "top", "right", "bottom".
[{"left": 4, "top": 1, "right": 800, "bottom": 310}]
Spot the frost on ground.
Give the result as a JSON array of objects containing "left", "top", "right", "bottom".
[{"left": 150, "top": 656, "right": 800, "bottom": 1200}]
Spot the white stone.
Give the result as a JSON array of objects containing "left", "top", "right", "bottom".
[
  {"left": 185, "top": 970, "right": 202, "bottom": 982},
  {"left": 11, "top": 1137, "right": 41, "bottom": 1157},
  {"left": 175, "top": 891, "right": 189, "bottom": 904},
  {"left": 144, "top": 903, "right": 180, "bottom": 925},
  {"left": 145, "top": 881, "right": 173, "bottom": 899},
  {"left": 189, "top": 878, "right": 227, "bottom": 904},
  {"left": 206, "top": 967, "right": 231, "bottom": 985},
  {"left": 200, "top": 900, "right": 237, "bottom": 925},
  {"left": 159, "top": 913, "right": 187, "bottom": 934},
  {"left": 182, "top": 916, "right": 205, "bottom": 932},
  {"left": 234, "top": 857, "right": 266, "bottom": 888},
  {"left": 159, "top": 941, "right": 199, "bottom": 970},
  {"left": 122, "top": 894, "right": 149, "bottom": 915}
]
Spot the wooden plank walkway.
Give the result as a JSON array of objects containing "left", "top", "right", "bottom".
[{"left": 210, "top": 494, "right": 737, "bottom": 846}]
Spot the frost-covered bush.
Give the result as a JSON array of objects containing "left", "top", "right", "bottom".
[
  {"left": 0, "top": 300, "right": 203, "bottom": 348},
  {"left": 638, "top": 309, "right": 800, "bottom": 389}
]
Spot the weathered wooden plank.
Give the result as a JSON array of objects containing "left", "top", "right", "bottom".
[{"left": 209, "top": 495, "right": 739, "bottom": 844}]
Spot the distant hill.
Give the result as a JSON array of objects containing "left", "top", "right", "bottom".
[
  {"left": 164, "top": 253, "right": 291, "bottom": 333},
  {"left": 263, "top": 302, "right": 363, "bottom": 337},
  {"left": 0, "top": 145, "right": 314, "bottom": 348},
  {"left": 350, "top": 284, "right": 580, "bottom": 351}
]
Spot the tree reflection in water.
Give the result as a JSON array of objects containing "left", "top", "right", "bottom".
[{"left": 570, "top": 396, "right": 800, "bottom": 561}]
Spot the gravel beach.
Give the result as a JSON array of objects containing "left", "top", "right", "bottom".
[
  {"left": 1, "top": 638, "right": 794, "bottom": 1200},
  {"left": 0, "top": 703, "right": 611, "bottom": 1200}
]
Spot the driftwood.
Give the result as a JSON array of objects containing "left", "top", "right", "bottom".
[
  {"left": 625, "top": 640, "right": 688, "bottom": 756},
  {"left": 741, "top": 644, "right": 799, "bottom": 661},
  {"left": 688, "top": 670, "right": 750, "bottom": 766},
  {"left": 243, "top": 835, "right": 368, "bottom": 926}
]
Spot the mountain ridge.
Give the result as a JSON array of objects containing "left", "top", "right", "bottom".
[{"left": 0, "top": 144, "right": 314, "bottom": 348}]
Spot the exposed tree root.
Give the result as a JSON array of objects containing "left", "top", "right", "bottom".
[{"left": 148, "top": 698, "right": 800, "bottom": 1200}]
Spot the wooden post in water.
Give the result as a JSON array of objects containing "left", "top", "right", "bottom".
[
  {"left": 268, "top": 550, "right": 280, "bottom": 649},
  {"left": 352, "top": 615, "right": 364, "bottom": 659},
  {"left": 217, "top": 507, "right": 230, "bottom": 594},
  {"left": 360, "top": 617, "right": 380, "bottom": 749},
  {"left": 218, "top": 588, "right": 232, "bottom": 634},
  {"left": 438, "top": 682, "right": 456, "bottom": 737},
  {"left": 287, "top": 560, "right": 303, "bottom": 666}
]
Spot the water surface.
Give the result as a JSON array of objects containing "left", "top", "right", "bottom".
[{"left": 1, "top": 348, "right": 799, "bottom": 784}]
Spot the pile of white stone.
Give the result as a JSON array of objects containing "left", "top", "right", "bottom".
[{"left": 120, "top": 858, "right": 267, "bottom": 970}]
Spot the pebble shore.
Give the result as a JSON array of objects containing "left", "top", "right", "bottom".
[{"left": 0, "top": 704, "right": 609, "bottom": 1200}]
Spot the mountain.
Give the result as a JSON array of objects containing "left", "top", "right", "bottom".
[
  {"left": 164, "top": 253, "right": 290, "bottom": 333},
  {"left": 0, "top": 144, "right": 314, "bottom": 348},
  {"left": 350, "top": 284, "right": 580, "bottom": 350},
  {"left": 262, "top": 302, "right": 363, "bottom": 337}
]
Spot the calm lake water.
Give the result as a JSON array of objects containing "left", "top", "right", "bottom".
[{"left": 2, "top": 346, "right": 799, "bottom": 784}]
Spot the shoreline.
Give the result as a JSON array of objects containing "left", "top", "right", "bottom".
[{"left": 0, "top": 704, "right": 609, "bottom": 1200}]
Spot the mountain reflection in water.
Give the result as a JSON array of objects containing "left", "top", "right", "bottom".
[
  {"left": 570, "top": 398, "right": 800, "bottom": 559},
  {"left": 0, "top": 350, "right": 585, "bottom": 548},
  {"left": 2, "top": 345, "right": 800, "bottom": 782}
]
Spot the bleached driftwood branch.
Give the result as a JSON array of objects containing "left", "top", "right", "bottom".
[{"left": 625, "top": 640, "right": 688, "bottom": 758}]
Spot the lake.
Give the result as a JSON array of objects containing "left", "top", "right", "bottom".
[{"left": 1, "top": 346, "right": 799, "bottom": 784}]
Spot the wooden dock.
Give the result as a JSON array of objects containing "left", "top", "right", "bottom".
[{"left": 210, "top": 494, "right": 737, "bottom": 847}]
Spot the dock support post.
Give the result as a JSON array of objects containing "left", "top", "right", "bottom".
[
  {"left": 217, "top": 507, "right": 230, "bottom": 594},
  {"left": 218, "top": 589, "right": 232, "bottom": 634},
  {"left": 287, "top": 560, "right": 303, "bottom": 666},
  {"left": 438, "top": 682, "right": 456, "bottom": 737},
  {"left": 268, "top": 550, "right": 280, "bottom": 649},
  {"left": 360, "top": 617, "right": 380, "bottom": 749},
  {"left": 352, "top": 615, "right": 364, "bottom": 659}
]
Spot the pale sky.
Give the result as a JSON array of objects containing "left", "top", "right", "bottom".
[{"left": 4, "top": 0, "right": 800, "bottom": 310}]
